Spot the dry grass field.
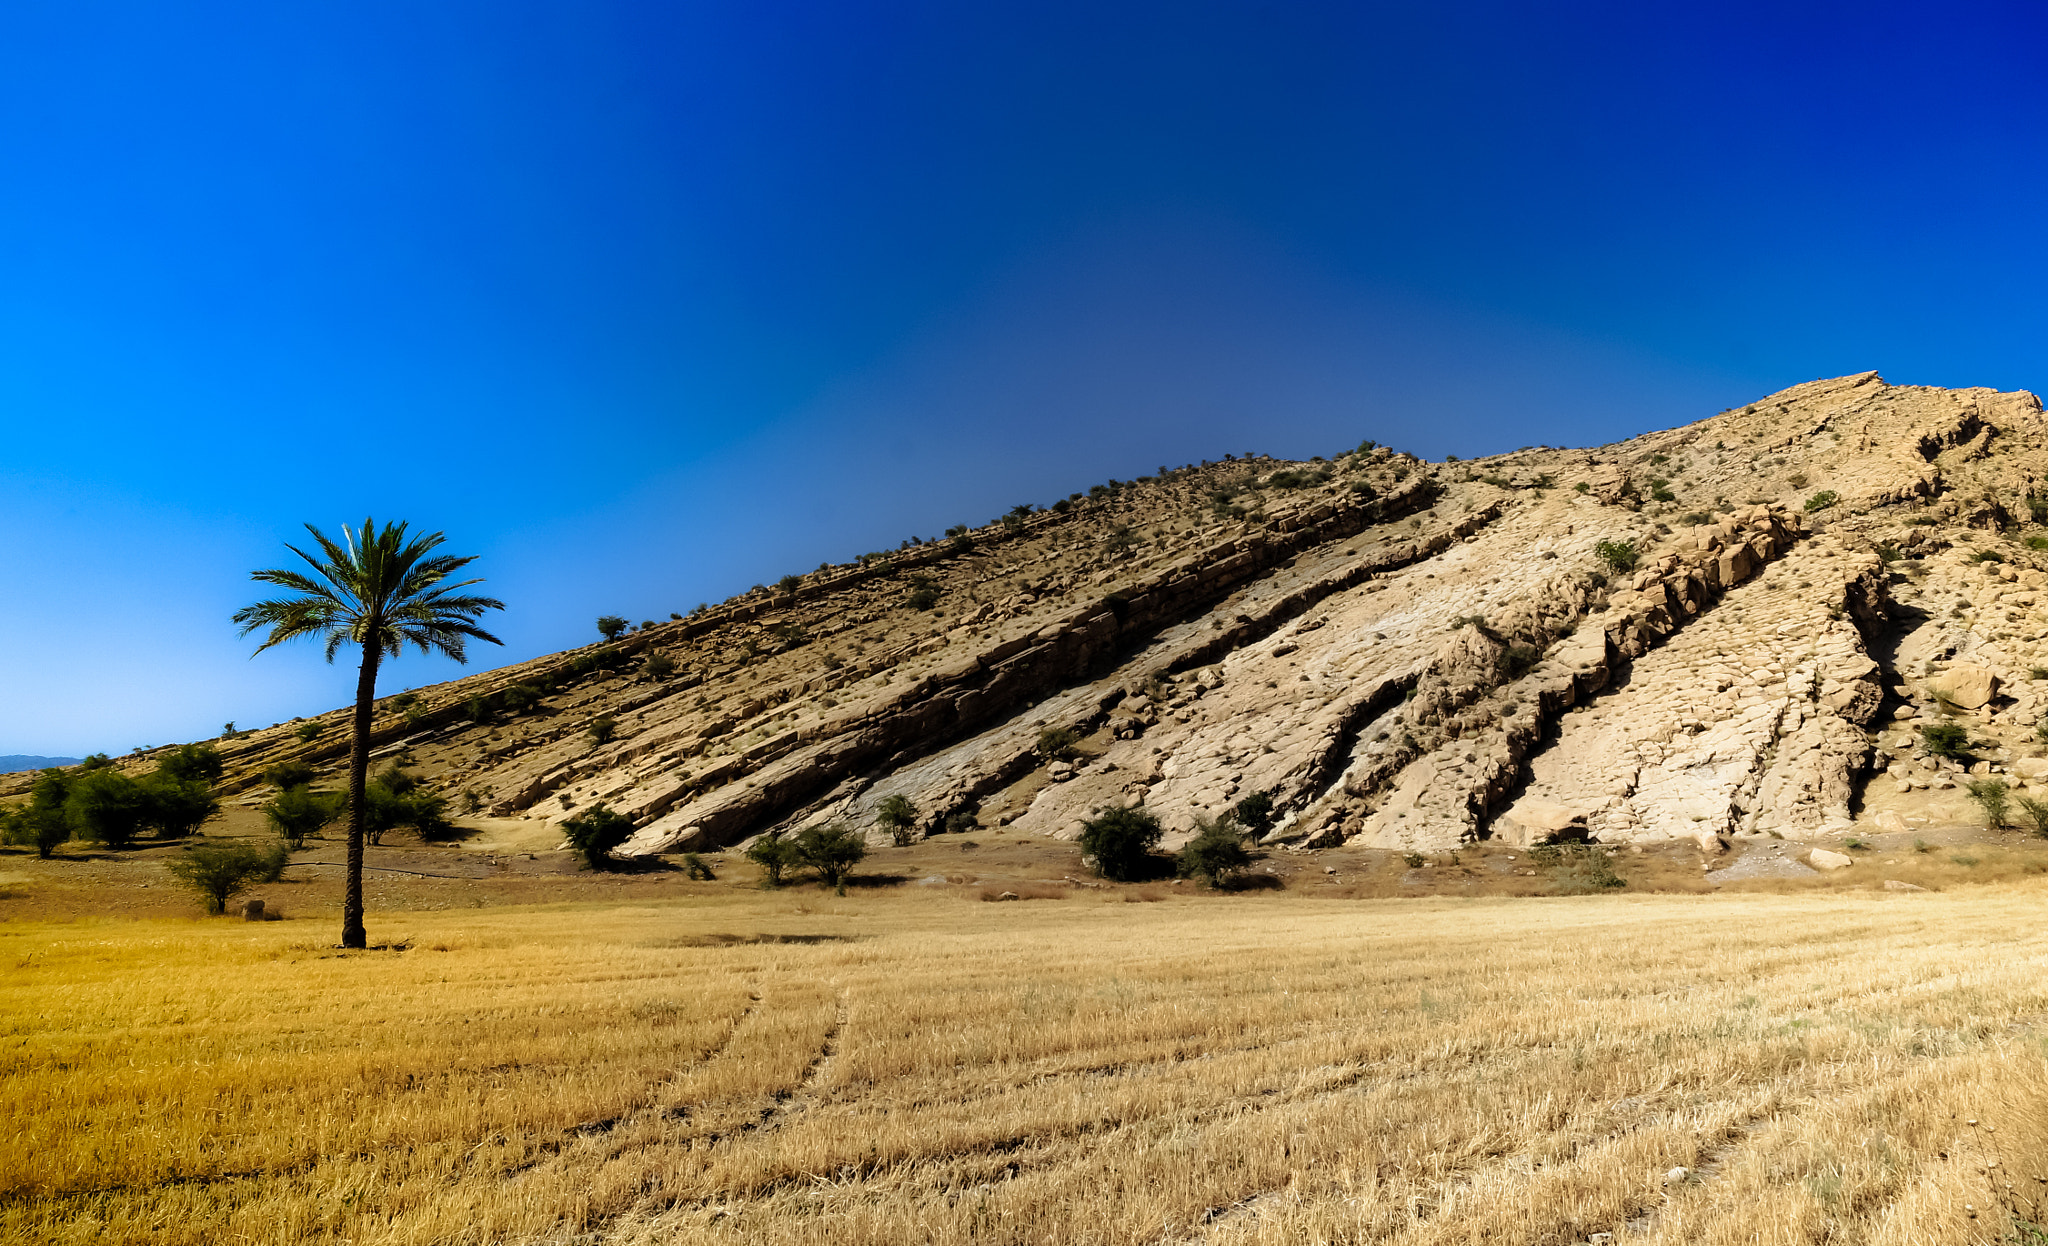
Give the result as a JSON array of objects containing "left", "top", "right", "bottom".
[{"left": 7, "top": 879, "right": 2048, "bottom": 1246}]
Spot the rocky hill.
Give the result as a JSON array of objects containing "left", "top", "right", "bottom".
[{"left": 26, "top": 371, "right": 2048, "bottom": 858}]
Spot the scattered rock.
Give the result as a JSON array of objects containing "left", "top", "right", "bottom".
[
  {"left": 1883, "top": 879, "right": 1927, "bottom": 892},
  {"left": 1809, "top": 848, "right": 1854, "bottom": 870}
]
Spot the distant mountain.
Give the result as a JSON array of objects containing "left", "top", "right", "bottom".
[{"left": 0, "top": 755, "right": 80, "bottom": 774}]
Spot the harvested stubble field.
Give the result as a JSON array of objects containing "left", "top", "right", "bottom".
[{"left": 7, "top": 885, "right": 2048, "bottom": 1246}]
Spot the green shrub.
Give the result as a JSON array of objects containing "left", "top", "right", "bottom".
[
  {"left": 3, "top": 769, "right": 73, "bottom": 857},
  {"left": 262, "top": 760, "right": 317, "bottom": 790},
  {"left": 1231, "top": 789, "right": 1276, "bottom": 838},
  {"left": 588, "top": 715, "right": 617, "bottom": 748},
  {"left": 141, "top": 775, "right": 219, "bottom": 839},
  {"left": 745, "top": 833, "right": 801, "bottom": 887},
  {"left": 68, "top": 769, "right": 150, "bottom": 847},
  {"left": 294, "top": 722, "right": 326, "bottom": 744},
  {"left": 1803, "top": 490, "right": 1840, "bottom": 513},
  {"left": 875, "top": 793, "right": 918, "bottom": 847},
  {"left": 596, "top": 615, "right": 628, "bottom": 641},
  {"left": 682, "top": 852, "right": 716, "bottom": 881},
  {"left": 1078, "top": 806, "right": 1164, "bottom": 882},
  {"left": 1594, "top": 540, "right": 1639, "bottom": 573},
  {"left": 1574, "top": 482, "right": 1590, "bottom": 493},
  {"left": 944, "top": 810, "right": 978, "bottom": 834},
  {"left": 166, "top": 840, "right": 287, "bottom": 914},
  {"left": 2016, "top": 796, "right": 2048, "bottom": 838},
  {"left": 795, "top": 823, "right": 867, "bottom": 895},
  {"left": 560, "top": 805, "right": 636, "bottom": 870},
  {"left": 1970, "top": 549, "right": 2005, "bottom": 564},
  {"left": 1177, "top": 815, "right": 1253, "bottom": 888},
  {"left": 776, "top": 574, "right": 803, "bottom": 595},
  {"left": 905, "top": 575, "right": 940, "bottom": 611},
  {"left": 157, "top": 744, "right": 225, "bottom": 784},
  {"left": 643, "top": 652, "right": 677, "bottom": 680},
  {"left": 1036, "top": 727, "right": 1080, "bottom": 760},
  {"left": 498, "top": 683, "right": 545, "bottom": 714},
  {"left": 1534, "top": 843, "right": 1626, "bottom": 893},
  {"left": 1920, "top": 722, "right": 1971, "bottom": 759},
  {"left": 1965, "top": 778, "right": 2011, "bottom": 829},
  {"left": 264, "top": 785, "right": 343, "bottom": 850}
]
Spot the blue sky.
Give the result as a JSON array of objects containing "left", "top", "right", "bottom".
[{"left": 5, "top": 1, "right": 2047, "bottom": 755}]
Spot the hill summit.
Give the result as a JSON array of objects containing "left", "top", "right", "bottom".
[{"left": 40, "top": 371, "right": 2048, "bottom": 856}]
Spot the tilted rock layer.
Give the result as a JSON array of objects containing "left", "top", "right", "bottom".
[{"left": 38, "top": 371, "right": 2048, "bottom": 853}]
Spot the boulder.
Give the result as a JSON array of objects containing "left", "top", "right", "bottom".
[
  {"left": 1883, "top": 879, "right": 1927, "bottom": 892},
  {"left": 1873, "top": 810, "right": 1908, "bottom": 833},
  {"left": 1930, "top": 663, "right": 1998, "bottom": 710},
  {"left": 1809, "top": 848, "right": 1854, "bottom": 870},
  {"left": 2012, "top": 756, "right": 2048, "bottom": 781}
]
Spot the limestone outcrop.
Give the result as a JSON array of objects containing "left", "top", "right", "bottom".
[{"left": 39, "top": 371, "right": 2048, "bottom": 856}]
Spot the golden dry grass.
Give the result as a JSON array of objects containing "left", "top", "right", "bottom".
[{"left": 6, "top": 885, "right": 2048, "bottom": 1245}]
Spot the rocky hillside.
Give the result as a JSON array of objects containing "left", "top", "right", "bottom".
[{"left": 29, "top": 371, "right": 2048, "bottom": 856}]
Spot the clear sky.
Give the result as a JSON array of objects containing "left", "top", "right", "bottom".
[{"left": 5, "top": 1, "right": 2048, "bottom": 756}]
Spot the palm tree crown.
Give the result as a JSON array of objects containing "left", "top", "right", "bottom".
[{"left": 234, "top": 519, "right": 505, "bottom": 661}]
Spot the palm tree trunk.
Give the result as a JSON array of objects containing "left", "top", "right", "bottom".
[{"left": 343, "top": 642, "right": 382, "bottom": 948}]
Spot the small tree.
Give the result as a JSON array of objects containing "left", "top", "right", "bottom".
[
  {"left": 157, "top": 744, "right": 226, "bottom": 784},
  {"left": 1965, "top": 778, "right": 2011, "bottom": 829},
  {"left": 745, "top": 833, "right": 801, "bottom": 887},
  {"left": 2017, "top": 795, "right": 2048, "bottom": 837},
  {"left": 1079, "top": 806, "right": 1164, "bottom": 882},
  {"left": 561, "top": 805, "right": 636, "bottom": 870},
  {"left": 142, "top": 775, "right": 219, "bottom": 839},
  {"left": 1177, "top": 814, "right": 1253, "bottom": 888},
  {"left": 1231, "top": 790, "right": 1277, "bottom": 838},
  {"left": 795, "top": 823, "right": 866, "bottom": 895},
  {"left": 68, "top": 769, "right": 150, "bottom": 848},
  {"left": 265, "top": 785, "right": 344, "bottom": 850},
  {"left": 3, "top": 769, "right": 72, "bottom": 857},
  {"left": 166, "top": 841, "right": 287, "bottom": 915},
  {"left": 78, "top": 753, "right": 113, "bottom": 770},
  {"left": 875, "top": 794, "right": 918, "bottom": 846},
  {"left": 596, "top": 615, "right": 629, "bottom": 641}
]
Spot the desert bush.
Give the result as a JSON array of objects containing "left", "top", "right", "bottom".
[
  {"left": 262, "top": 760, "right": 317, "bottom": 790},
  {"left": 294, "top": 722, "right": 325, "bottom": 744},
  {"left": 795, "top": 823, "right": 867, "bottom": 895},
  {"left": 904, "top": 576, "right": 940, "bottom": 611},
  {"left": 1036, "top": 727, "right": 1080, "bottom": 760},
  {"left": 944, "top": 810, "right": 978, "bottom": 834},
  {"left": 157, "top": 744, "right": 225, "bottom": 784},
  {"left": 264, "top": 785, "right": 343, "bottom": 850},
  {"left": 2015, "top": 795, "right": 2048, "bottom": 837},
  {"left": 776, "top": 574, "right": 803, "bottom": 595},
  {"left": 588, "top": 715, "right": 617, "bottom": 748},
  {"left": 498, "top": 683, "right": 545, "bottom": 714},
  {"left": 3, "top": 769, "right": 72, "bottom": 857},
  {"left": 141, "top": 776, "right": 219, "bottom": 839},
  {"left": 745, "top": 834, "right": 801, "bottom": 887},
  {"left": 875, "top": 794, "right": 918, "bottom": 847},
  {"left": 166, "top": 840, "right": 287, "bottom": 915},
  {"left": 682, "top": 853, "right": 716, "bottom": 880},
  {"left": 1920, "top": 722, "right": 1970, "bottom": 759},
  {"left": 68, "top": 769, "right": 150, "bottom": 847},
  {"left": 1534, "top": 843, "right": 1626, "bottom": 893},
  {"left": 1803, "top": 490, "right": 1840, "bottom": 513},
  {"left": 1969, "top": 549, "right": 2004, "bottom": 564},
  {"left": 1231, "top": 789, "right": 1276, "bottom": 838},
  {"left": 1079, "top": 806, "right": 1164, "bottom": 882},
  {"left": 1965, "top": 778, "right": 2011, "bottom": 829},
  {"left": 560, "top": 805, "right": 636, "bottom": 871},
  {"left": 596, "top": 615, "right": 628, "bottom": 641},
  {"left": 643, "top": 652, "right": 677, "bottom": 680},
  {"left": 1594, "top": 540, "right": 1639, "bottom": 573},
  {"left": 1177, "top": 815, "right": 1253, "bottom": 888}
]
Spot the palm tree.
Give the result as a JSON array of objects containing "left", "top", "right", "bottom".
[{"left": 234, "top": 519, "right": 504, "bottom": 948}]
